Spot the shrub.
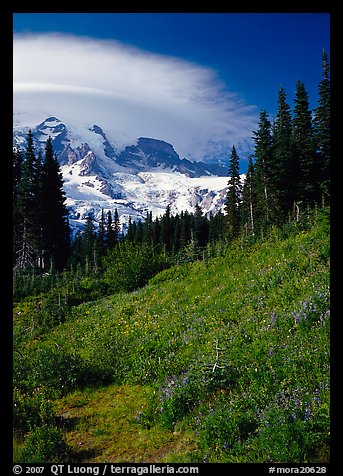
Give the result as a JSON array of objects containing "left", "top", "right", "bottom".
[
  {"left": 15, "top": 425, "right": 69, "bottom": 463},
  {"left": 13, "top": 387, "right": 55, "bottom": 436},
  {"left": 103, "top": 242, "right": 167, "bottom": 293}
]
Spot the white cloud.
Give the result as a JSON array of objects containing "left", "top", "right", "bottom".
[{"left": 13, "top": 32, "right": 258, "bottom": 164}]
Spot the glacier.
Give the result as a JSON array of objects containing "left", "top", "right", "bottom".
[{"left": 13, "top": 115, "right": 240, "bottom": 234}]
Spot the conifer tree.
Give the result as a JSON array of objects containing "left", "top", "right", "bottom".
[
  {"left": 271, "top": 86, "right": 294, "bottom": 220},
  {"left": 15, "top": 131, "right": 42, "bottom": 269},
  {"left": 208, "top": 210, "right": 225, "bottom": 243},
  {"left": 126, "top": 216, "right": 136, "bottom": 242},
  {"left": 106, "top": 210, "right": 116, "bottom": 249},
  {"left": 160, "top": 204, "right": 172, "bottom": 252},
  {"left": 180, "top": 210, "right": 192, "bottom": 248},
  {"left": 241, "top": 156, "right": 257, "bottom": 237},
  {"left": 13, "top": 148, "right": 24, "bottom": 265},
  {"left": 193, "top": 204, "right": 209, "bottom": 248},
  {"left": 172, "top": 214, "right": 182, "bottom": 252},
  {"left": 40, "top": 137, "right": 70, "bottom": 270},
  {"left": 13, "top": 147, "right": 23, "bottom": 195},
  {"left": 225, "top": 145, "right": 242, "bottom": 240},
  {"left": 152, "top": 216, "right": 161, "bottom": 245},
  {"left": 95, "top": 209, "right": 106, "bottom": 260},
  {"left": 292, "top": 80, "right": 317, "bottom": 206},
  {"left": 82, "top": 215, "right": 96, "bottom": 272},
  {"left": 313, "top": 49, "right": 330, "bottom": 199},
  {"left": 143, "top": 211, "right": 154, "bottom": 244},
  {"left": 253, "top": 110, "right": 274, "bottom": 230},
  {"left": 134, "top": 220, "right": 144, "bottom": 244},
  {"left": 113, "top": 209, "right": 121, "bottom": 244}
]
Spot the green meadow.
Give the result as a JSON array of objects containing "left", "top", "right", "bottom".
[{"left": 13, "top": 210, "right": 330, "bottom": 463}]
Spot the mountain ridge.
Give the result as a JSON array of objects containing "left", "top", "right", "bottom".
[{"left": 13, "top": 115, "right": 233, "bottom": 232}]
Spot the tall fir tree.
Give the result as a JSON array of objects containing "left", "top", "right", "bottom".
[
  {"left": 113, "top": 209, "right": 121, "bottom": 244},
  {"left": 95, "top": 209, "right": 106, "bottom": 261},
  {"left": 126, "top": 216, "right": 135, "bottom": 242},
  {"left": 152, "top": 216, "right": 161, "bottom": 245},
  {"left": 193, "top": 204, "right": 209, "bottom": 248},
  {"left": 13, "top": 148, "right": 24, "bottom": 265},
  {"left": 82, "top": 214, "right": 97, "bottom": 272},
  {"left": 143, "top": 211, "right": 154, "bottom": 244},
  {"left": 106, "top": 210, "right": 116, "bottom": 249},
  {"left": 40, "top": 137, "right": 70, "bottom": 270},
  {"left": 313, "top": 49, "right": 330, "bottom": 200},
  {"left": 225, "top": 145, "right": 242, "bottom": 240},
  {"left": 180, "top": 210, "right": 192, "bottom": 248},
  {"left": 160, "top": 204, "right": 172, "bottom": 252},
  {"left": 253, "top": 110, "right": 274, "bottom": 230},
  {"left": 292, "top": 80, "right": 317, "bottom": 206},
  {"left": 272, "top": 86, "right": 294, "bottom": 220},
  {"left": 241, "top": 156, "right": 257, "bottom": 237},
  {"left": 15, "top": 131, "right": 42, "bottom": 269}
]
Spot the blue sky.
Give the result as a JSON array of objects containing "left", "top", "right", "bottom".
[{"left": 13, "top": 13, "right": 330, "bottom": 169}]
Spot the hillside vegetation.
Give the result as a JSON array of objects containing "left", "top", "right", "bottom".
[{"left": 13, "top": 210, "right": 330, "bottom": 463}]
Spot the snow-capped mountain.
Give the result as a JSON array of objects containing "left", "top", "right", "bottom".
[{"left": 13, "top": 115, "right": 234, "bottom": 233}]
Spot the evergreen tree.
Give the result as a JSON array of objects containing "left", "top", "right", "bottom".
[
  {"left": 160, "top": 204, "right": 172, "bottom": 252},
  {"left": 152, "top": 216, "right": 161, "bottom": 245},
  {"left": 106, "top": 210, "right": 116, "bottom": 249},
  {"left": 253, "top": 110, "right": 274, "bottom": 230},
  {"left": 172, "top": 214, "right": 182, "bottom": 252},
  {"left": 313, "top": 49, "right": 330, "bottom": 199},
  {"left": 126, "top": 216, "right": 135, "bottom": 242},
  {"left": 95, "top": 209, "right": 106, "bottom": 260},
  {"left": 193, "top": 204, "right": 209, "bottom": 248},
  {"left": 208, "top": 210, "right": 226, "bottom": 243},
  {"left": 13, "top": 147, "right": 23, "bottom": 194},
  {"left": 113, "top": 209, "right": 121, "bottom": 244},
  {"left": 40, "top": 137, "right": 70, "bottom": 270},
  {"left": 134, "top": 220, "right": 144, "bottom": 244},
  {"left": 292, "top": 80, "right": 316, "bottom": 206},
  {"left": 15, "top": 131, "right": 42, "bottom": 270},
  {"left": 13, "top": 148, "right": 24, "bottom": 265},
  {"left": 82, "top": 215, "right": 97, "bottom": 272},
  {"left": 180, "top": 210, "right": 192, "bottom": 248},
  {"left": 143, "top": 211, "right": 153, "bottom": 244},
  {"left": 225, "top": 146, "right": 242, "bottom": 240},
  {"left": 272, "top": 86, "right": 294, "bottom": 219},
  {"left": 241, "top": 156, "right": 257, "bottom": 237}
]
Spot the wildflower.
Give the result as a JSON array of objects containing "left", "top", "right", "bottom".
[{"left": 304, "top": 407, "right": 313, "bottom": 421}]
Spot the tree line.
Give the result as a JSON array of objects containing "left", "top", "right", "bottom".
[
  {"left": 13, "top": 134, "right": 70, "bottom": 272},
  {"left": 13, "top": 50, "right": 330, "bottom": 276},
  {"left": 227, "top": 50, "right": 330, "bottom": 239}
]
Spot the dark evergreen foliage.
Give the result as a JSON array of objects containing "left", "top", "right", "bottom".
[
  {"left": 313, "top": 49, "right": 330, "bottom": 199},
  {"left": 272, "top": 86, "right": 294, "bottom": 220},
  {"left": 225, "top": 145, "right": 242, "bottom": 240},
  {"left": 40, "top": 138, "right": 70, "bottom": 270},
  {"left": 252, "top": 110, "right": 274, "bottom": 230},
  {"left": 13, "top": 133, "right": 71, "bottom": 271},
  {"left": 15, "top": 131, "right": 43, "bottom": 269},
  {"left": 292, "top": 80, "right": 317, "bottom": 205},
  {"left": 241, "top": 156, "right": 257, "bottom": 237}
]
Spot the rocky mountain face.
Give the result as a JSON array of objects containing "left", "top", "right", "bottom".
[{"left": 13, "top": 116, "right": 232, "bottom": 233}]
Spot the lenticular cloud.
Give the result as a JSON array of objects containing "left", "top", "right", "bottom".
[{"left": 13, "top": 32, "right": 257, "bottom": 163}]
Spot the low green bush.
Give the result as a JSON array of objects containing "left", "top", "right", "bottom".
[{"left": 15, "top": 425, "right": 69, "bottom": 463}]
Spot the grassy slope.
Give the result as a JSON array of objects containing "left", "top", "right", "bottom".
[{"left": 15, "top": 213, "right": 330, "bottom": 463}]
